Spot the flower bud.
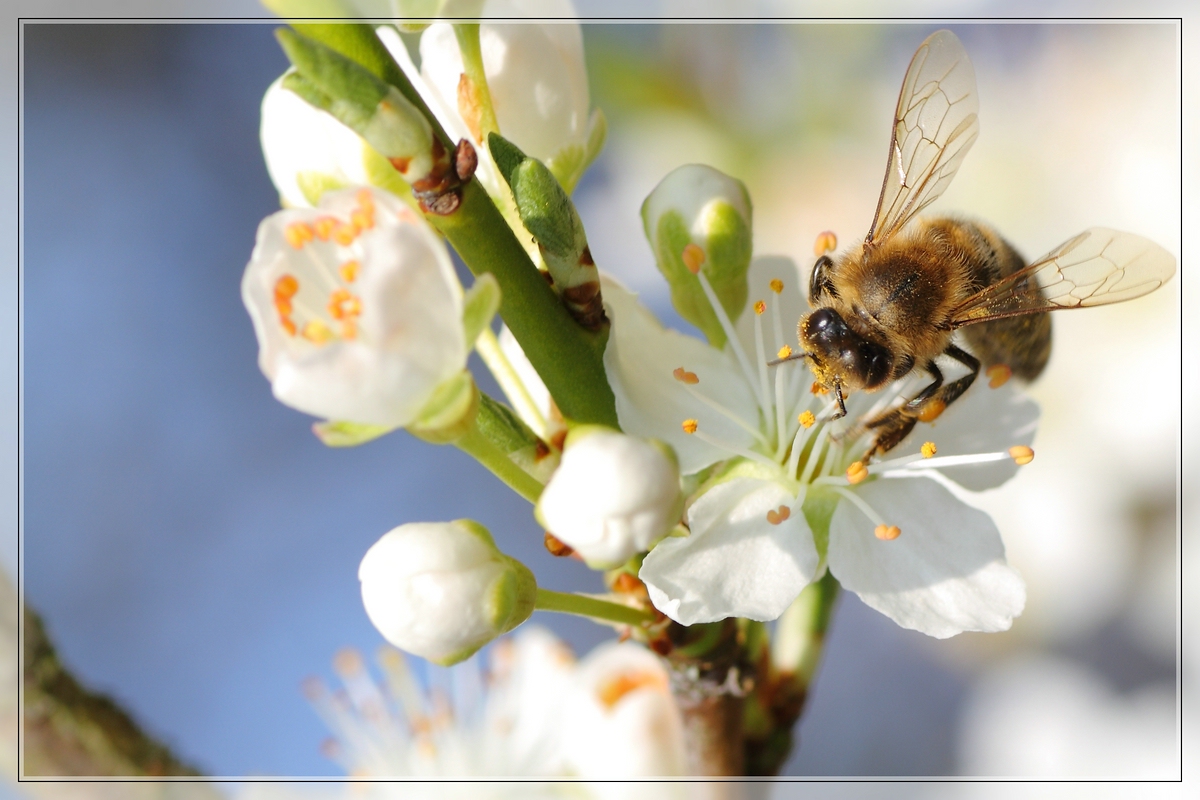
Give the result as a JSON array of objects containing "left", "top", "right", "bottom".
[
  {"left": 641, "top": 164, "right": 753, "bottom": 349},
  {"left": 536, "top": 428, "right": 683, "bottom": 569},
  {"left": 563, "top": 641, "right": 686, "bottom": 778},
  {"left": 358, "top": 520, "right": 536, "bottom": 666}
]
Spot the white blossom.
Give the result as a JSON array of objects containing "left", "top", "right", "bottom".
[
  {"left": 536, "top": 428, "right": 682, "bottom": 568},
  {"left": 605, "top": 256, "right": 1036, "bottom": 636},
  {"left": 242, "top": 187, "right": 466, "bottom": 429},
  {"left": 358, "top": 520, "right": 535, "bottom": 665}
]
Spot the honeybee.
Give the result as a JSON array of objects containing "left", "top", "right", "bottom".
[{"left": 782, "top": 29, "right": 1175, "bottom": 459}]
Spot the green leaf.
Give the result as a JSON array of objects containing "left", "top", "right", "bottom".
[
  {"left": 511, "top": 159, "right": 580, "bottom": 259},
  {"left": 276, "top": 28, "right": 389, "bottom": 125},
  {"left": 475, "top": 393, "right": 540, "bottom": 455},
  {"left": 408, "top": 371, "right": 480, "bottom": 444},
  {"left": 311, "top": 419, "right": 396, "bottom": 447},
  {"left": 461, "top": 273, "right": 501, "bottom": 346}
]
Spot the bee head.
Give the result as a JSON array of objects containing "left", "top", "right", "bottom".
[{"left": 800, "top": 308, "right": 893, "bottom": 390}]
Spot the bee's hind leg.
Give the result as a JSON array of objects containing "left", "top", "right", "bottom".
[
  {"left": 937, "top": 345, "right": 980, "bottom": 409},
  {"left": 862, "top": 361, "right": 944, "bottom": 461}
]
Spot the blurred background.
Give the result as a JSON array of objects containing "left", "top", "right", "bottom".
[{"left": 15, "top": 18, "right": 1181, "bottom": 781}]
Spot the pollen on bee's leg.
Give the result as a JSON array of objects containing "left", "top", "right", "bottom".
[
  {"left": 681, "top": 243, "right": 706, "bottom": 274},
  {"left": 811, "top": 381, "right": 829, "bottom": 396},
  {"left": 917, "top": 398, "right": 946, "bottom": 422},
  {"left": 682, "top": 419, "right": 699, "bottom": 434},
  {"left": 766, "top": 505, "right": 791, "bottom": 525},
  {"left": 769, "top": 279, "right": 784, "bottom": 294},
  {"left": 987, "top": 364, "right": 1013, "bottom": 389},
  {"left": 672, "top": 367, "right": 699, "bottom": 384},
  {"left": 1008, "top": 445, "right": 1035, "bottom": 465},
  {"left": 921, "top": 441, "right": 937, "bottom": 459},
  {"left": 754, "top": 300, "right": 766, "bottom": 315},
  {"left": 846, "top": 460, "right": 869, "bottom": 485},
  {"left": 798, "top": 410, "right": 816, "bottom": 429},
  {"left": 814, "top": 230, "right": 838, "bottom": 256},
  {"left": 874, "top": 524, "right": 901, "bottom": 541},
  {"left": 777, "top": 345, "right": 793, "bottom": 360}
]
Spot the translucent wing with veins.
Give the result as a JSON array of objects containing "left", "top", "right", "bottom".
[
  {"left": 866, "top": 30, "right": 979, "bottom": 245},
  {"left": 951, "top": 228, "right": 1176, "bottom": 327}
]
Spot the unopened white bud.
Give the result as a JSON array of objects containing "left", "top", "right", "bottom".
[
  {"left": 536, "top": 428, "right": 683, "bottom": 568},
  {"left": 358, "top": 520, "right": 536, "bottom": 665}
]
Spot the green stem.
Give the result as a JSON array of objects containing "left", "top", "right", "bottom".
[
  {"left": 772, "top": 570, "right": 840, "bottom": 683},
  {"left": 453, "top": 23, "right": 500, "bottom": 139},
  {"left": 534, "top": 588, "right": 656, "bottom": 627},
  {"left": 455, "top": 420, "right": 544, "bottom": 504}
]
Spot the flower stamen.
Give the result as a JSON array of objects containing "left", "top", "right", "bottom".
[
  {"left": 765, "top": 505, "right": 791, "bottom": 525},
  {"left": 814, "top": 230, "right": 838, "bottom": 256},
  {"left": 874, "top": 524, "right": 902, "bottom": 541},
  {"left": 845, "top": 460, "right": 869, "bottom": 485},
  {"left": 921, "top": 441, "right": 937, "bottom": 458},
  {"left": 754, "top": 300, "right": 766, "bottom": 315},
  {"left": 799, "top": 410, "right": 816, "bottom": 429},
  {"left": 682, "top": 243, "right": 706, "bottom": 274},
  {"left": 672, "top": 367, "right": 699, "bottom": 384},
  {"left": 987, "top": 364, "right": 1013, "bottom": 389},
  {"left": 1008, "top": 445, "right": 1035, "bottom": 465}
]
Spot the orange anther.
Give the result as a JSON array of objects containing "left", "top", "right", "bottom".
[
  {"left": 313, "top": 216, "right": 337, "bottom": 241},
  {"left": 920, "top": 441, "right": 937, "bottom": 459},
  {"left": 811, "top": 381, "right": 829, "bottom": 395},
  {"left": 302, "top": 320, "right": 335, "bottom": 345},
  {"left": 813, "top": 230, "right": 838, "bottom": 256},
  {"left": 769, "top": 279, "right": 784, "bottom": 294},
  {"left": 351, "top": 207, "right": 374, "bottom": 232},
  {"left": 285, "top": 222, "right": 314, "bottom": 249},
  {"left": 340, "top": 321, "right": 358, "bottom": 340},
  {"left": 987, "top": 364, "right": 1013, "bottom": 389},
  {"left": 672, "top": 367, "right": 699, "bottom": 385},
  {"left": 798, "top": 410, "right": 816, "bottom": 429},
  {"left": 766, "top": 505, "right": 791, "bottom": 526},
  {"left": 596, "top": 670, "right": 666, "bottom": 710},
  {"left": 754, "top": 300, "right": 766, "bottom": 315},
  {"left": 274, "top": 296, "right": 293, "bottom": 317},
  {"left": 339, "top": 260, "right": 360, "bottom": 283},
  {"left": 333, "top": 222, "right": 357, "bottom": 246},
  {"left": 682, "top": 419, "right": 699, "bottom": 434},
  {"left": 874, "top": 524, "right": 901, "bottom": 541},
  {"left": 846, "top": 461, "right": 869, "bottom": 485},
  {"left": 356, "top": 188, "right": 375, "bottom": 212},
  {"left": 279, "top": 316, "right": 297, "bottom": 337},
  {"left": 917, "top": 399, "right": 946, "bottom": 423},
  {"left": 327, "top": 288, "right": 361, "bottom": 320},
  {"left": 681, "top": 243, "right": 706, "bottom": 274},
  {"left": 274, "top": 274, "right": 299, "bottom": 299},
  {"left": 777, "top": 345, "right": 793, "bottom": 360},
  {"left": 1008, "top": 445, "right": 1035, "bottom": 465}
]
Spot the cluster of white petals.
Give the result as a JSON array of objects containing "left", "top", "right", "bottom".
[
  {"left": 242, "top": 187, "right": 466, "bottom": 429},
  {"left": 605, "top": 256, "right": 1037, "bottom": 637}
]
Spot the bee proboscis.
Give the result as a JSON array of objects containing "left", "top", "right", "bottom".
[{"left": 780, "top": 29, "right": 1176, "bottom": 459}]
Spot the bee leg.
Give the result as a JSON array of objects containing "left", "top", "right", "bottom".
[
  {"left": 863, "top": 362, "right": 943, "bottom": 460},
  {"left": 832, "top": 381, "right": 847, "bottom": 420},
  {"left": 904, "top": 361, "right": 944, "bottom": 412},
  {"left": 937, "top": 344, "right": 981, "bottom": 408}
]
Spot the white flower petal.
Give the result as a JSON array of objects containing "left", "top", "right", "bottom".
[
  {"left": 260, "top": 76, "right": 370, "bottom": 208},
  {"left": 640, "top": 478, "right": 819, "bottom": 624},
  {"left": 882, "top": 376, "right": 1040, "bottom": 491},
  {"left": 828, "top": 477, "right": 1026, "bottom": 638},
  {"left": 603, "top": 277, "right": 759, "bottom": 475}
]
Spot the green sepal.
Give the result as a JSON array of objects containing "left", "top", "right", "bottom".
[
  {"left": 407, "top": 372, "right": 480, "bottom": 444},
  {"left": 311, "top": 419, "right": 396, "bottom": 447},
  {"left": 276, "top": 28, "right": 389, "bottom": 131},
  {"left": 547, "top": 107, "right": 607, "bottom": 194},
  {"left": 488, "top": 132, "right": 526, "bottom": 187},
  {"left": 296, "top": 171, "right": 347, "bottom": 205},
  {"left": 475, "top": 393, "right": 558, "bottom": 483},
  {"left": 801, "top": 485, "right": 839, "bottom": 562},
  {"left": 461, "top": 273, "right": 501, "bottom": 347},
  {"left": 490, "top": 556, "right": 537, "bottom": 634},
  {"left": 649, "top": 204, "right": 751, "bottom": 349},
  {"left": 362, "top": 146, "right": 416, "bottom": 202}
]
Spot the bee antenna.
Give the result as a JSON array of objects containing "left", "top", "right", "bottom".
[{"left": 767, "top": 351, "right": 812, "bottom": 367}]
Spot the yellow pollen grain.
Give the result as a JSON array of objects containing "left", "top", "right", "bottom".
[
  {"left": 765, "top": 505, "right": 791, "bottom": 526},
  {"left": 754, "top": 300, "right": 766, "bottom": 315},
  {"left": 777, "top": 345, "right": 793, "bottom": 359},
  {"left": 917, "top": 398, "right": 946, "bottom": 423},
  {"left": 798, "top": 410, "right": 816, "bottom": 429},
  {"left": 1008, "top": 445, "right": 1035, "bottom": 465},
  {"left": 769, "top": 279, "right": 784, "bottom": 294},
  {"left": 921, "top": 441, "right": 937, "bottom": 459},
  {"left": 339, "top": 260, "right": 360, "bottom": 283},
  {"left": 302, "top": 320, "right": 335, "bottom": 345},
  {"left": 814, "top": 230, "right": 838, "bottom": 256},
  {"left": 681, "top": 243, "right": 706, "bottom": 274},
  {"left": 682, "top": 419, "right": 699, "bottom": 434},
  {"left": 987, "top": 364, "right": 1013, "bottom": 389},
  {"left": 846, "top": 461, "right": 868, "bottom": 485},
  {"left": 313, "top": 216, "right": 337, "bottom": 241},
  {"left": 874, "top": 524, "right": 901, "bottom": 541},
  {"left": 672, "top": 367, "right": 699, "bottom": 385}
]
